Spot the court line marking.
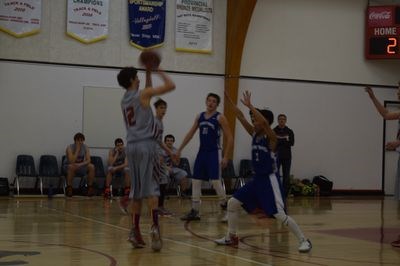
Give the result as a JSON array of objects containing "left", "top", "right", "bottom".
[
  {"left": 183, "top": 221, "right": 328, "bottom": 266},
  {"left": 44, "top": 204, "right": 272, "bottom": 266},
  {"left": 3, "top": 240, "right": 117, "bottom": 266}
]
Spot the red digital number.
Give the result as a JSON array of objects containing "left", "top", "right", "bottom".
[{"left": 387, "top": 37, "right": 397, "bottom": 54}]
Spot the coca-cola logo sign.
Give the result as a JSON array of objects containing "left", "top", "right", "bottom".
[
  {"left": 368, "top": 6, "right": 393, "bottom": 27},
  {"left": 369, "top": 11, "right": 391, "bottom": 20}
]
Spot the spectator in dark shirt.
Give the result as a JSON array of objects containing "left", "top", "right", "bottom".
[{"left": 273, "top": 114, "right": 294, "bottom": 197}]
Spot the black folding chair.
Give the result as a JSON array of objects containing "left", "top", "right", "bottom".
[
  {"left": 90, "top": 156, "right": 106, "bottom": 192},
  {"left": 14, "top": 154, "right": 40, "bottom": 195},
  {"left": 39, "top": 155, "right": 63, "bottom": 195},
  {"left": 221, "top": 159, "right": 242, "bottom": 192}
]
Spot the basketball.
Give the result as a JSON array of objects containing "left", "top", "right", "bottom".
[{"left": 139, "top": 50, "right": 161, "bottom": 70}]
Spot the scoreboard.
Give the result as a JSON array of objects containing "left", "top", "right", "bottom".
[{"left": 366, "top": 6, "right": 400, "bottom": 59}]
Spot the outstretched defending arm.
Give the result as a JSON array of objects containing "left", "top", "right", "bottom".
[
  {"left": 241, "top": 90, "right": 277, "bottom": 151},
  {"left": 224, "top": 90, "right": 254, "bottom": 135},
  {"left": 365, "top": 84, "right": 400, "bottom": 120}
]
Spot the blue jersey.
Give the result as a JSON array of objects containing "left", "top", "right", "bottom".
[
  {"left": 233, "top": 134, "right": 284, "bottom": 216},
  {"left": 251, "top": 134, "right": 277, "bottom": 176},
  {"left": 198, "top": 111, "right": 221, "bottom": 151}
]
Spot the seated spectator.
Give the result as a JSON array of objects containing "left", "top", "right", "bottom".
[
  {"left": 104, "top": 138, "right": 131, "bottom": 199},
  {"left": 64, "top": 132, "right": 95, "bottom": 197},
  {"left": 163, "top": 134, "right": 191, "bottom": 197}
]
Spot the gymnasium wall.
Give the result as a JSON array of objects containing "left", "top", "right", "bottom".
[
  {"left": 242, "top": 0, "right": 400, "bottom": 85},
  {"left": 0, "top": 61, "right": 224, "bottom": 188},
  {"left": 0, "top": 60, "right": 396, "bottom": 191},
  {"left": 235, "top": 79, "right": 396, "bottom": 190},
  {"left": 0, "top": 0, "right": 227, "bottom": 74},
  {"left": 1, "top": 0, "right": 400, "bottom": 191}
]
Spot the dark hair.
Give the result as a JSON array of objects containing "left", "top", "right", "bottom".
[
  {"left": 278, "top": 114, "right": 287, "bottom": 119},
  {"left": 164, "top": 134, "right": 175, "bottom": 142},
  {"left": 74, "top": 132, "right": 85, "bottom": 141},
  {"left": 154, "top": 98, "right": 167, "bottom": 108},
  {"left": 114, "top": 138, "right": 124, "bottom": 146},
  {"left": 206, "top": 93, "right": 220, "bottom": 105},
  {"left": 117, "top": 67, "right": 138, "bottom": 89},
  {"left": 250, "top": 109, "right": 274, "bottom": 125}
]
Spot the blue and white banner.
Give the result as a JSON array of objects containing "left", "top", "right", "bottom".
[
  {"left": 0, "top": 0, "right": 41, "bottom": 37},
  {"left": 67, "top": 0, "right": 109, "bottom": 44},
  {"left": 128, "top": 0, "right": 165, "bottom": 50},
  {"left": 175, "top": 0, "right": 213, "bottom": 53}
]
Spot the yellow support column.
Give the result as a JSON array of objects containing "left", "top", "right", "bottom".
[{"left": 224, "top": 0, "right": 257, "bottom": 159}]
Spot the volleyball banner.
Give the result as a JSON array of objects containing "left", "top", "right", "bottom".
[
  {"left": 128, "top": 0, "right": 165, "bottom": 50},
  {"left": 175, "top": 0, "right": 213, "bottom": 53},
  {"left": 0, "top": 0, "right": 41, "bottom": 37},
  {"left": 67, "top": 0, "right": 109, "bottom": 44}
]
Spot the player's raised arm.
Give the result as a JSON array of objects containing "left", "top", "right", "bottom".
[
  {"left": 224, "top": 90, "right": 253, "bottom": 135},
  {"left": 139, "top": 51, "right": 175, "bottom": 106},
  {"left": 365, "top": 85, "right": 400, "bottom": 120},
  {"left": 141, "top": 68, "right": 175, "bottom": 105},
  {"left": 241, "top": 90, "right": 277, "bottom": 150}
]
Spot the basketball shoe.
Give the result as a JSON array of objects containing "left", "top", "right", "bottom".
[
  {"left": 180, "top": 209, "right": 200, "bottom": 221},
  {"left": 150, "top": 224, "right": 162, "bottom": 252},
  {"left": 298, "top": 239, "right": 312, "bottom": 253},
  {"left": 214, "top": 234, "right": 239, "bottom": 248},
  {"left": 128, "top": 227, "right": 145, "bottom": 248}
]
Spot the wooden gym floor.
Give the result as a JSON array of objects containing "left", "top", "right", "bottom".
[{"left": 0, "top": 195, "right": 399, "bottom": 266}]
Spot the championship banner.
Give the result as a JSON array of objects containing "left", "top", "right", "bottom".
[
  {"left": 67, "top": 0, "right": 109, "bottom": 44},
  {"left": 0, "top": 0, "right": 41, "bottom": 37},
  {"left": 128, "top": 0, "right": 165, "bottom": 50},
  {"left": 175, "top": 0, "right": 213, "bottom": 53}
]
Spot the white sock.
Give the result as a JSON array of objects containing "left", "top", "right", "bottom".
[
  {"left": 191, "top": 179, "right": 202, "bottom": 211},
  {"left": 227, "top": 197, "right": 242, "bottom": 237},
  {"left": 274, "top": 212, "right": 306, "bottom": 242},
  {"left": 211, "top": 179, "right": 226, "bottom": 204}
]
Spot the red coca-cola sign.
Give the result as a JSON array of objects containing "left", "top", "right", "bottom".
[
  {"left": 368, "top": 6, "right": 393, "bottom": 27},
  {"left": 365, "top": 5, "right": 400, "bottom": 59}
]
